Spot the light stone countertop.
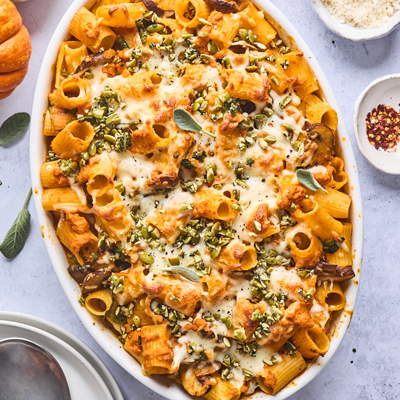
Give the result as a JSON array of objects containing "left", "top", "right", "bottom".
[{"left": 1, "top": 1, "right": 399, "bottom": 399}]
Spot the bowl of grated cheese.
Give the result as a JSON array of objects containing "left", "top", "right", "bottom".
[{"left": 311, "top": 0, "right": 400, "bottom": 41}]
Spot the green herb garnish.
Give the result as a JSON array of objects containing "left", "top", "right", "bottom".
[
  {"left": 154, "top": 265, "right": 200, "bottom": 283},
  {"left": 173, "top": 108, "right": 216, "bottom": 138},
  {"left": 0, "top": 188, "right": 32, "bottom": 259},
  {"left": 0, "top": 113, "right": 30, "bottom": 146},
  {"left": 323, "top": 238, "right": 340, "bottom": 254},
  {"left": 296, "top": 169, "right": 328, "bottom": 194}
]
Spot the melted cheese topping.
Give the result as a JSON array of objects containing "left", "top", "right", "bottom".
[{"left": 44, "top": 3, "right": 353, "bottom": 396}]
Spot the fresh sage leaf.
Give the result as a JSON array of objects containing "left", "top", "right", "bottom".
[
  {"left": 154, "top": 265, "right": 200, "bottom": 283},
  {"left": 0, "top": 188, "right": 32, "bottom": 259},
  {"left": 173, "top": 108, "right": 216, "bottom": 139},
  {"left": 296, "top": 169, "right": 328, "bottom": 194},
  {"left": 0, "top": 112, "right": 31, "bottom": 146}
]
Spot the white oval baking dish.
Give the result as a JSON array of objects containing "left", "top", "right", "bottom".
[{"left": 30, "top": 1, "right": 364, "bottom": 398}]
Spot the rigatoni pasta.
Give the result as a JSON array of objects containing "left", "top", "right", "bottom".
[{"left": 39, "top": 0, "right": 355, "bottom": 397}]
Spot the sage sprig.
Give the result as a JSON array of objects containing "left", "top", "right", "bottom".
[
  {"left": 173, "top": 108, "right": 216, "bottom": 139},
  {"left": 154, "top": 265, "right": 200, "bottom": 283},
  {"left": 0, "top": 112, "right": 30, "bottom": 146},
  {"left": 296, "top": 169, "right": 328, "bottom": 194},
  {"left": 0, "top": 188, "right": 32, "bottom": 259}
]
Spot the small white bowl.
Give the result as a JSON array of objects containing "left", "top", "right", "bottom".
[
  {"left": 311, "top": 0, "right": 400, "bottom": 41},
  {"left": 353, "top": 74, "right": 400, "bottom": 174}
]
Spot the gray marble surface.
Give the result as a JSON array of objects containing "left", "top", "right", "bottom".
[{"left": 0, "top": 0, "right": 399, "bottom": 399}]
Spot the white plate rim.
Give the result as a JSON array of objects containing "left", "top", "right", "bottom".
[
  {"left": 29, "top": 1, "right": 364, "bottom": 399},
  {"left": 353, "top": 73, "right": 400, "bottom": 175},
  {"left": 0, "top": 311, "right": 124, "bottom": 400},
  {"left": 0, "top": 319, "right": 114, "bottom": 400}
]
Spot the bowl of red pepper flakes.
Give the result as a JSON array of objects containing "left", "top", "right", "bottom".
[
  {"left": 366, "top": 104, "right": 400, "bottom": 152},
  {"left": 354, "top": 74, "right": 400, "bottom": 175}
]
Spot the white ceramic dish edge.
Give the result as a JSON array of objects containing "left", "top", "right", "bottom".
[
  {"left": 0, "top": 311, "right": 124, "bottom": 400},
  {"left": 353, "top": 74, "right": 400, "bottom": 175},
  {"left": 0, "top": 320, "right": 114, "bottom": 400},
  {"left": 311, "top": 0, "right": 400, "bottom": 42},
  {"left": 30, "top": 0, "right": 364, "bottom": 398}
]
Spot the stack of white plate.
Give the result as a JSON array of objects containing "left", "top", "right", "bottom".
[{"left": 0, "top": 312, "right": 123, "bottom": 400}]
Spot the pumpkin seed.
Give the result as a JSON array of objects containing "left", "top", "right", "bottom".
[
  {"left": 263, "top": 358, "right": 273, "bottom": 366},
  {"left": 264, "top": 135, "right": 277, "bottom": 143},
  {"left": 230, "top": 203, "right": 242, "bottom": 211},
  {"left": 253, "top": 221, "right": 262, "bottom": 232},
  {"left": 133, "top": 316, "right": 141, "bottom": 327},
  {"left": 199, "top": 18, "right": 212, "bottom": 26},
  {"left": 147, "top": 24, "right": 164, "bottom": 33},
  {"left": 222, "top": 315, "right": 232, "bottom": 329},
  {"left": 84, "top": 71, "right": 94, "bottom": 79},
  {"left": 141, "top": 225, "right": 150, "bottom": 239},
  {"left": 213, "top": 312, "right": 221, "bottom": 320},
  {"left": 248, "top": 30, "right": 256, "bottom": 44},
  {"left": 259, "top": 138, "right": 269, "bottom": 150},
  {"left": 88, "top": 142, "right": 97, "bottom": 156},
  {"left": 236, "top": 179, "right": 249, "bottom": 189},
  {"left": 222, "top": 56, "right": 231, "bottom": 68},
  {"left": 139, "top": 251, "right": 154, "bottom": 264},
  {"left": 279, "top": 95, "right": 292, "bottom": 109},
  {"left": 104, "top": 134, "right": 116, "bottom": 144},
  {"left": 206, "top": 168, "right": 214, "bottom": 183},
  {"left": 282, "top": 123, "right": 294, "bottom": 131},
  {"left": 207, "top": 40, "right": 219, "bottom": 54},
  {"left": 211, "top": 221, "right": 220, "bottom": 236},
  {"left": 234, "top": 328, "right": 246, "bottom": 341},
  {"left": 271, "top": 76, "right": 279, "bottom": 85},
  {"left": 263, "top": 106, "right": 274, "bottom": 117},
  {"left": 115, "top": 182, "right": 125, "bottom": 193},
  {"left": 239, "top": 29, "right": 248, "bottom": 40},
  {"left": 255, "top": 114, "right": 267, "bottom": 122},
  {"left": 210, "top": 246, "right": 221, "bottom": 259},
  {"left": 243, "top": 369, "right": 254, "bottom": 379},
  {"left": 207, "top": 163, "right": 217, "bottom": 173},
  {"left": 150, "top": 227, "right": 160, "bottom": 239},
  {"left": 256, "top": 42, "right": 266, "bottom": 50},
  {"left": 168, "top": 256, "right": 180, "bottom": 266},
  {"left": 245, "top": 65, "right": 259, "bottom": 72}
]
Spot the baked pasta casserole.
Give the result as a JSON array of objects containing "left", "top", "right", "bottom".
[{"left": 40, "top": 0, "right": 355, "bottom": 397}]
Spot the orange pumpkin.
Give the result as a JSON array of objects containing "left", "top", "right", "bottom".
[{"left": 0, "top": 0, "right": 32, "bottom": 99}]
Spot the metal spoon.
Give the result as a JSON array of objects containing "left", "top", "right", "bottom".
[{"left": 0, "top": 337, "right": 71, "bottom": 400}]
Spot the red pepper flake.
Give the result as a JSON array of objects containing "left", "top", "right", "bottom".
[{"left": 366, "top": 104, "right": 400, "bottom": 152}]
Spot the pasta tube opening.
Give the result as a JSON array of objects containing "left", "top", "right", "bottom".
[
  {"left": 96, "top": 191, "right": 115, "bottom": 207},
  {"left": 292, "top": 232, "right": 311, "bottom": 250},
  {"left": 217, "top": 201, "right": 231, "bottom": 219},
  {"left": 326, "top": 293, "right": 344, "bottom": 308},
  {"left": 90, "top": 175, "right": 109, "bottom": 192},
  {"left": 292, "top": 325, "right": 330, "bottom": 359},
  {"left": 69, "top": 120, "right": 93, "bottom": 141},
  {"left": 153, "top": 124, "right": 167, "bottom": 138},
  {"left": 85, "top": 289, "right": 113, "bottom": 316},
  {"left": 176, "top": 0, "right": 211, "bottom": 28},
  {"left": 321, "top": 109, "right": 338, "bottom": 129},
  {"left": 308, "top": 327, "right": 330, "bottom": 354}
]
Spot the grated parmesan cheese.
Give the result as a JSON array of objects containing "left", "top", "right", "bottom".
[{"left": 321, "top": 0, "right": 400, "bottom": 29}]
